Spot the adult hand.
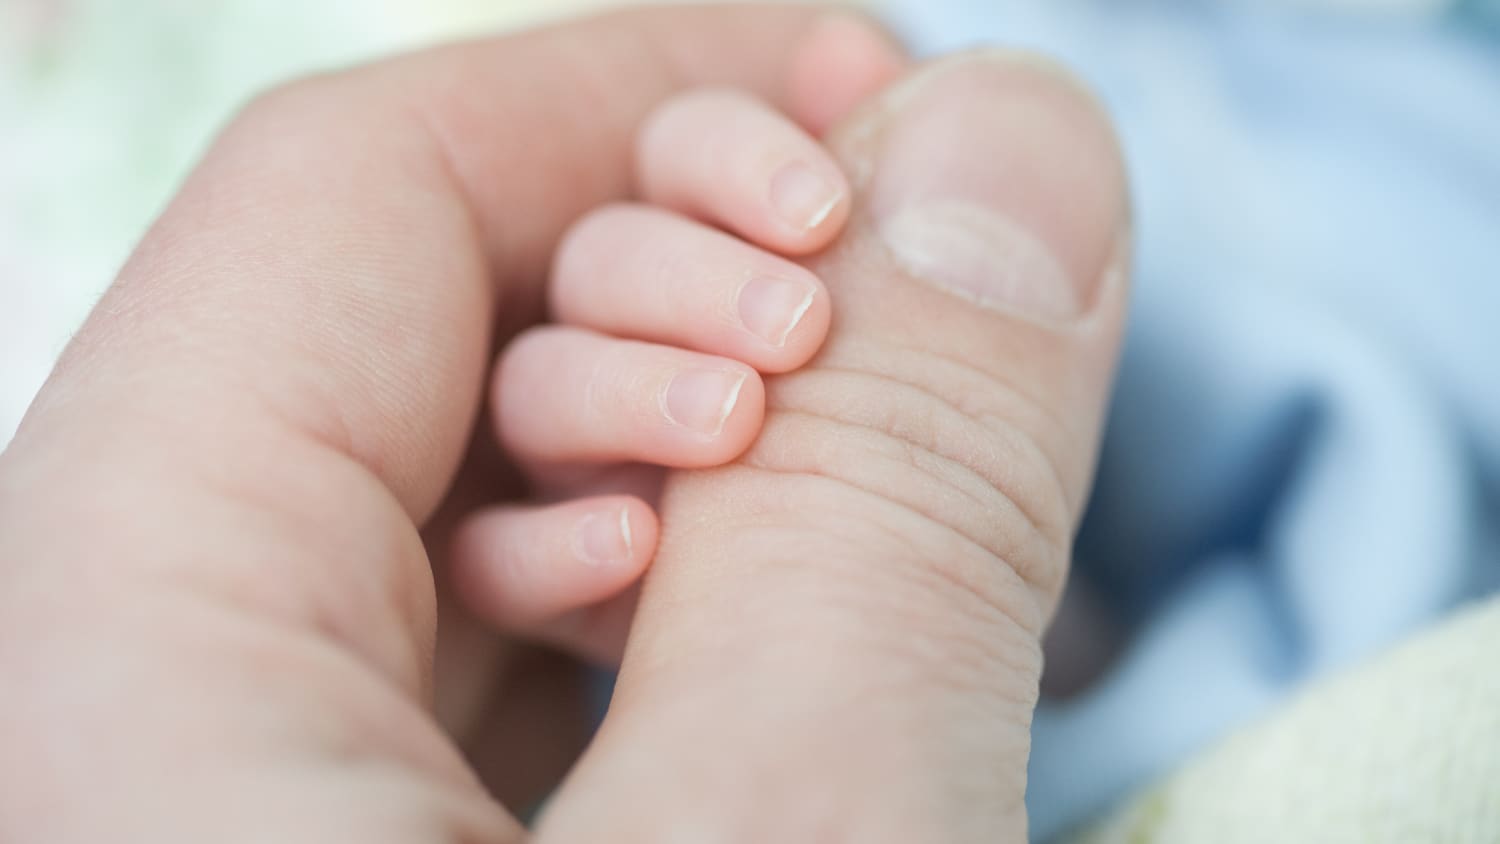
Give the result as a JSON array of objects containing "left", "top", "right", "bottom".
[{"left": 0, "top": 6, "right": 903, "bottom": 840}]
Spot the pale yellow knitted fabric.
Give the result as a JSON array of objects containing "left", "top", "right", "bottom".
[{"left": 1069, "top": 598, "right": 1500, "bottom": 843}]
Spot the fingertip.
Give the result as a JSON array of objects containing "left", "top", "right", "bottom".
[
  {"left": 550, "top": 205, "right": 833, "bottom": 372},
  {"left": 498, "top": 327, "right": 771, "bottom": 468},
  {"left": 720, "top": 366, "right": 767, "bottom": 460},
  {"left": 662, "top": 362, "right": 765, "bottom": 465},
  {"left": 449, "top": 497, "right": 657, "bottom": 631},
  {"left": 765, "top": 157, "right": 852, "bottom": 254},
  {"left": 636, "top": 89, "right": 851, "bottom": 256},
  {"left": 786, "top": 10, "right": 910, "bottom": 137},
  {"left": 617, "top": 496, "right": 660, "bottom": 577},
  {"left": 744, "top": 271, "right": 831, "bottom": 374}
]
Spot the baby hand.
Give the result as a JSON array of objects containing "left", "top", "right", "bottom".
[{"left": 447, "top": 89, "right": 852, "bottom": 664}]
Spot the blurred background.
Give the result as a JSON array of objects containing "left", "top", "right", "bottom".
[{"left": 3, "top": 0, "right": 1498, "bottom": 839}]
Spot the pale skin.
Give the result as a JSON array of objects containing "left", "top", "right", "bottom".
[
  {"left": 0, "top": 5, "right": 1128, "bottom": 843},
  {"left": 455, "top": 90, "right": 857, "bottom": 664}
]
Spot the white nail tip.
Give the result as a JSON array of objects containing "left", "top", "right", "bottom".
[
  {"left": 803, "top": 192, "right": 841, "bottom": 232},
  {"left": 712, "top": 375, "right": 747, "bottom": 437},
  {"left": 618, "top": 506, "right": 633, "bottom": 557}
]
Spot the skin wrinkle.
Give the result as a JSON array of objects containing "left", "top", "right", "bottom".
[
  {"left": 778, "top": 363, "right": 1073, "bottom": 552},
  {"left": 809, "top": 233, "right": 1086, "bottom": 498},
  {"left": 874, "top": 338, "right": 1084, "bottom": 463},
  {"left": 734, "top": 434, "right": 1049, "bottom": 637},
  {"left": 749, "top": 405, "right": 1053, "bottom": 593},
  {"left": 748, "top": 410, "right": 999, "bottom": 551},
  {"left": 831, "top": 336, "right": 1088, "bottom": 530},
  {"left": 627, "top": 477, "right": 1041, "bottom": 709},
  {"left": 828, "top": 328, "right": 1083, "bottom": 485},
  {"left": 817, "top": 515, "right": 1044, "bottom": 700},
  {"left": 770, "top": 362, "right": 1070, "bottom": 547},
  {"left": 600, "top": 469, "right": 1044, "bottom": 839}
]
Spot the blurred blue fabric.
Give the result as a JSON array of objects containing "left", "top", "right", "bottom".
[{"left": 887, "top": 1, "right": 1500, "bottom": 839}]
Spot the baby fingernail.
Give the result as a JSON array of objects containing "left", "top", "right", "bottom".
[
  {"left": 577, "top": 507, "right": 632, "bottom": 567},
  {"left": 663, "top": 369, "right": 746, "bottom": 436},
  {"left": 738, "top": 276, "right": 817, "bottom": 347},
  {"left": 770, "top": 161, "right": 843, "bottom": 232}
]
